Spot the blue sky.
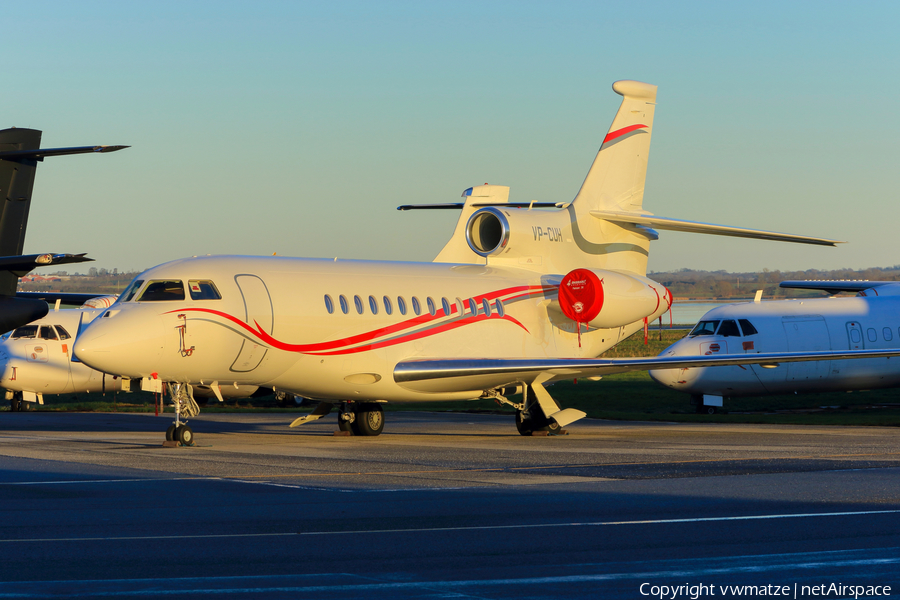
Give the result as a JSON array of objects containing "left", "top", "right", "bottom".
[{"left": 6, "top": 1, "right": 899, "bottom": 274}]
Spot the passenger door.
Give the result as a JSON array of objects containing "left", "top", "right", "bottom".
[{"left": 230, "top": 275, "right": 274, "bottom": 373}]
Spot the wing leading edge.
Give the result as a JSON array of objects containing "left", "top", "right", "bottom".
[{"left": 393, "top": 349, "right": 900, "bottom": 394}]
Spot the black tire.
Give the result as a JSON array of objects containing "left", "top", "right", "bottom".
[
  {"left": 704, "top": 406, "right": 717, "bottom": 415},
  {"left": 546, "top": 418, "right": 562, "bottom": 435},
  {"left": 352, "top": 403, "right": 384, "bottom": 436},
  {"left": 166, "top": 425, "right": 176, "bottom": 441},
  {"left": 10, "top": 398, "right": 20, "bottom": 412},
  {"left": 177, "top": 425, "right": 194, "bottom": 446},
  {"left": 515, "top": 410, "right": 533, "bottom": 436}
]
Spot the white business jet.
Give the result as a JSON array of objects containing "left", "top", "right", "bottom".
[
  {"left": 73, "top": 81, "right": 898, "bottom": 444},
  {"left": 649, "top": 281, "right": 900, "bottom": 412}
]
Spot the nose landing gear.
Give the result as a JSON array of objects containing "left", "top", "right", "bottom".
[{"left": 163, "top": 383, "right": 200, "bottom": 446}]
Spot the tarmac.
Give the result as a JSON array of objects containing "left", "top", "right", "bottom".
[{"left": 0, "top": 410, "right": 898, "bottom": 598}]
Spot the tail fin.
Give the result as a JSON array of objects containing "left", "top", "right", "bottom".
[
  {"left": 572, "top": 80, "right": 657, "bottom": 213},
  {"left": 0, "top": 128, "right": 43, "bottom": 260}
]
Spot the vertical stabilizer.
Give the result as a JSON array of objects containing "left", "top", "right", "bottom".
[
  {"left": 572, "top": 80, "right": 657, "bottom": 213},
  {"left": 0, "top": 128, "right": 42, "bottom": 259}
]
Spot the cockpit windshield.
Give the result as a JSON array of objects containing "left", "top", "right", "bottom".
[
  {"left": 689, "top": 320, "right": 720, "bottom": 337},
  {"left": 10, "top": 325, "right": 38, "bottom": 339},
  {"left": 120, "top": 278, "right": 145, "bottom": 302},
  {"left": 138, "top": 280, "right": 185, "bottom": 301}
]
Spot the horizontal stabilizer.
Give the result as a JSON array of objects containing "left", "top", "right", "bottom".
[
  {"left": 591, "top": 210, "right": 843, "bottom": 246},
  {"left": 394, "top": 348, "right": 900, "bottom": 394},
  {"left": 398, "top": 202, "right": 564, "bottom": 211},
  {"left": 0, "top": 145, "right": 129, "bottom": 162},
  {"left": 0, "top": 252, "right": 92, "bottom": 273},
  {"left": 779, "top": 280, "right": 895, "bottom": 294}
]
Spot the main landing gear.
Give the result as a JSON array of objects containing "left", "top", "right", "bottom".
[
  {"left": 164, "top": 383, "right": 200, "bottom": 446},
  {"left": 338, "top": 401, "right": 385, "bottom": 436},
  {"left": 491, "top": 380, "right": 587, "bottom": 436}
]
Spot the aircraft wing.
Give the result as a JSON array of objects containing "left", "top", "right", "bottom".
[
  {"left": 393, "top": 349, "right": 900, "bottom": 394},
  {"left": 779, "top": 280, "right": 896, "bottom": 294},
  {"left": 590, "top": 211, "right": 843, "bottom": 246},
  {"left": 15, "top": 291, "right": 107, "bottom": 306}
]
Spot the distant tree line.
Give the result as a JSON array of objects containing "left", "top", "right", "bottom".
[
  {"left": 17, "top": 265, "right": 900, "bottom": 300},
  {"left": 649, "top": 266, "right": 900, "bottom": 299}
]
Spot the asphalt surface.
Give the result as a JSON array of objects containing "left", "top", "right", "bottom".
[{"left": 0, "top": 410, "right": 898, "bottom": 599}]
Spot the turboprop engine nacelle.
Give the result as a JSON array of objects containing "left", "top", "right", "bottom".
[{"left": 553, "top": 268, "right": 671, "bottom": 330}]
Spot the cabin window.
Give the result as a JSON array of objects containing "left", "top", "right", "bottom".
[
  {"left": 120, "top": 279, "right": 145, "bottom": 302},
  {"left": 383, "top": 296, "right": 393, "bottom": 315},
  {"left": 39, "top": 326, "right": 58, "bottom": 341},
  {"left": 56, "top": 326, "right": 72, "bottom": 340},
  {"left": 412, "top": 297, "right": 421, "bottom": 316},
  {"left": 441, "top": 297, "right": 451, "bottom": 316},
  {"left": 11, "top": 325, "right": 38, "bottom": 339},
  {"left": 495, "top": 299, "right": 505, "bottom": 317},
  {"left": 354, "top": 295, "right": 364, "bottom": 315},
  {"left": 138, "top": 280, "right": 185, "bottom": 302},
  {"left": 867, "top": 328, "right": 877, "bottom": 342},
  {"left": 369, "top": 295, "right": 378, "bottom": 315},
  {"left": 689, "top": 320, "right": 720, "bottom": 337},
  {"left": 468, "top": 298, "right": 478, "bottom": 316},
  {"left": 339, "top": 295, "right": 349, "bottom": 314},
  {"left": 188, "top": 280, "right": 221, "bottom": 300},
  {"left": 398, "top": 296, "right": 407, "bottom": 315},
  {"left": 717, "top": 320, "right": 741, "bottom": 337},
  {"left": 456, "top": 298, "right": 465, "bottom": 316},
  {"left": 482, "top": 298, "right": 491, "bottom": 316},
  {"left": 850, "top": 328, "right": 861, "bottom": 343},
  {"left": 427, "top": 297, "right": 437, "bottom": 316},
  {"left": 883, "top": 327, "right": 893, "bottom": 341},
  {"left": 738, "top": 319, "right": 758, "bottom": 336},
  {"left": 324, "top": 295, "right": 335, "bottom": 314}
]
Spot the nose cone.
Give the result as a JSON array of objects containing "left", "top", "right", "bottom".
[
  {"left": 648, "top": 341, "right": 699, "bottom": 391},
  {"left": 75, "top": 310, "right": 164, "bottom": 378}
]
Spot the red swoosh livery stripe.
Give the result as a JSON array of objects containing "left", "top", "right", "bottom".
[
  {"left": 603, "top": 124, "right": 648, "bottom": 145},
  {"left": 166, "top": 284, "right": 554, "bottom": 356}
]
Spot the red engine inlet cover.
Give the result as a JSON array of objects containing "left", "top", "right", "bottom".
[{"left": 559, "top": 269, "right": 604, "bottom": 324}]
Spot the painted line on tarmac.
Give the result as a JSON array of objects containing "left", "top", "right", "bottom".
[
  {"left": 2, "top": 508, "right": 899, "bottom": 544},
  {"left": 0, "top": 553, "right": 898, "bottom": 598}
]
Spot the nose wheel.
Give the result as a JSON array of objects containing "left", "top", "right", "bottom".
[
  {"left": 163, "top": 383, "right": 199, "bottom": 446},
  {"left": 166, "top": 424, "right": 195, "bottom": 445}
]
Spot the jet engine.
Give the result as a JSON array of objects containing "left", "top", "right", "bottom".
[{"left": 554, "top": 268, "right": 671, "bottom": 329}]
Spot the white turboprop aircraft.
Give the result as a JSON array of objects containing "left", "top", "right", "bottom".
[
  {"left": 650, "top": 281, "right": 900, "bottom": 412},
  {"left": 72, "top": 81, "right": 900, "bottom": 444}
]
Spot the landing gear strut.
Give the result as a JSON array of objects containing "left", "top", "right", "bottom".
[
  {"left": 337, "top": 402, "right": 385, "bottom": 436},
  {"left": 165, "top": 383, "right": 199, "bottom": 446}
]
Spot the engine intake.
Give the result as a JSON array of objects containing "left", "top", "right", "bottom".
[{"left": 466, "top": 208, "right": 510, "bottom": 257}]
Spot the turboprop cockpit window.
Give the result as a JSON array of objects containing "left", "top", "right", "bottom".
[
  {"left": 138, "top": 280, "right": 186, "bottom": 302},
  {"left": 120, "top": 279, "right": 145, "bottom": 302},
  {"left": 689, "top": 320, "right": 720, "bottom": 337},
  {"left": 738, "top": 319, "right": 758, "bottom": 336},
  {"left": 39, "top": 326, "right": 58, "bottom": 341},
  {"left": 188, "top": 280, "right": 221, "bottom": 300},
  {"left": 717, "top": 320, "right": 741, "bottom": 337},
  {"left": 10, "top": 325, "right": 38, "bottom": 339}
]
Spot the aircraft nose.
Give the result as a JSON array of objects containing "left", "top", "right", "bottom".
[
  {"left": 648, "top": 341, "right": 698, "bottom": 390},
  {"left": 75, "top": 310, "right": 164, "bottom": 377}
]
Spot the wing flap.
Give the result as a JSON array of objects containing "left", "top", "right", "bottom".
[{"left": 590, "top": 210, "right": 843, "bottom": 246}]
